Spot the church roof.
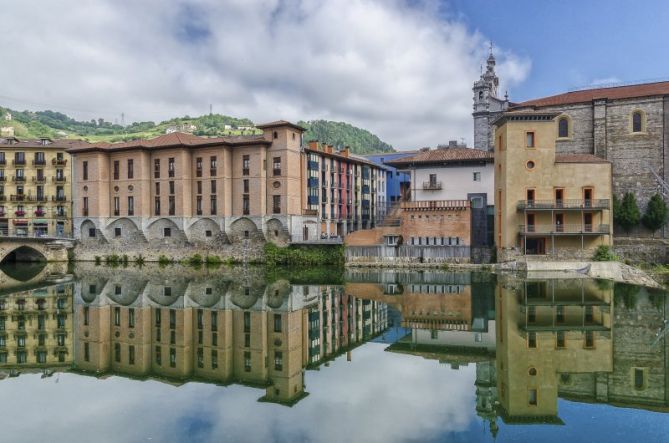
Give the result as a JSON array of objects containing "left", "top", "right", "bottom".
[
  {"left": 386, "top": 147, "right": 493, "bottom": 167},
  {"left": 513, "top": 80, "right": 669, "bottom": 108}
]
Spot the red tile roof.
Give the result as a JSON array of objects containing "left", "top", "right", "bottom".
[
  {"left": 555, "top": 154, "right": 610, "bottom": 164},
  {"left": 66, "top": 132, "right": 270, "bottom": 153},
  {"left": 386, "top": 147, "right": 493, "bottom": 166},
  {"left": 256, "top": 120, "right": 306, "bottom": 131},
  {"left": 513, "top": 81, "right": 669, "bottom": 108}
]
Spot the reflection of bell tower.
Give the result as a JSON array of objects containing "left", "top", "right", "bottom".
[
  {"left": 475, "top": 360, "right": 499, "bottom": 439},
  {"left": 472, "top": 42, "right": 507, "bottom": 151}
]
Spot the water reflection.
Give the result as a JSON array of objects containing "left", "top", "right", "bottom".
[{"left": 0, "top": 264, "right": 667, "bottom": 442}]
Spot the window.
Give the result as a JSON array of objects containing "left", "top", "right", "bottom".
[
  {"left": 273, "top": 195, "right": 281, "bottom": 214},
  {"left": 83, "top": 306, "right": 90, "bottom": 325},
  {"left": 197, "top": 181, "right": 202, "bottom": 194},
  {"left": 243, "top": 195, "right": 250, "bottom": 215},
  {"left": 526, "top": 160, "right": 535, "bottom": 170},
  {"left": 274, "top": 314, "right": 282, "bottom": 333},
  {"left": 114, "top": 227, "right": 122, "bottom": 238},
  {"left": 115, "top": 343, "right": 121, "bottom": 363},
  {"left": 83, "top": 161, "right": 88, "bottom": 180},
  {"left": 632, "top": 111, "right": 643, "bottom": 133},
  {"left": 210, "top": 156, "right": 217, "bottom": 175},
  {"left": 164, "top": 227, "right": 171, "bottom": 237},
  {"left": 168, "top": 157, "right": 175, "bottom": 177},
  {"left": 273, "top": 131, "right": 278, "bottom": 139},
  {"left": 429, "top": 173, "right": 437, "bottom": 186},
  {"left": 196, "top": 157, "right": 202, "bottom": 177},
  {"left": 526, "top": 132, "right": 535, "bottom": 147},
  {"left": 155, "top": 182, "right": 160, "bottom": 195},
  {"left": 128, "top": 308, "right": 135, "bottom": 328},
  {"left": 154, "top": 159, "right": 160, "bottom": 178},
  {"left": 528, "top": 332, "right": 537, "bottom": 348},
  {"left": 473, "top": 171, "right": 481, "bottom": 182},
  {"left": 634, "top": 368, "right": 645, "bottom": 390},
  {"left": 273, "top": 157, "right": 281, "bottom": 176},
  {"left": 498, "top": 135, "right": 504, "bottom": 151},
  {"left": 83, "top": 197, "right": 89, "bottom": 216},
  {"left": 205, "top": 230, "right": 212, "bottom": 237},
  {"left": 210, "top": 180, "right": 216, "bottom": 194},
  {"left": 210, "top": 196, "right": 217, "bottom": 215},
  {"left": 558, "top": 117, "right": 569, "bottom": 138},
  {"left": 243, "top": 179, "right": 249, "bottom": 193},
  {"left": 128, "top": 196, "right": 134, "bottom": 216},
  {"left": 242, "top": 155, "right": 250, "bottom": 175},
  {"left": 211, "top": 350, "right": 218, "bottom": 369},
  {"left": 211, "top": 311, "right": 217, "bottom": 330},
  {"left": 113, "top": 197, "right": 120, "bottom": 216},
  {"left": 556, "top": 331, "right": 566, "bottom": 348},
  {"left": 244, "top": 351, "right": 251, "bottom": 371},
  {"left": 84, "top": 343, "right": 90, "bottom": 362},
  {"left": 585, "top": 331, "right": 594, "bottom": 348},
  {"left": 155, "top": 309, "right": 162, "bottom": 327},
  {"left": 129, "top": 345, "right": 135, "bottom": 365},
  {"left": 113, "top": 160, "right": 120, "bottom": 180},
  {"left": 556, "top": 306, "right": 564, "bottom": 323},
  {"left": 274, "top": 351, "right": 283, "bottom": 371},
  {"left": 169, "top": 196, "right": 175, "bottom": 215},
  {"left": 155, "top": 346, "right": 162, "bottom": 365},
  {"left": 169, "top": 181, "right": 175, "bottom": 194},
  {"left": 154, "top": 197, "right": 161, "bottom": 215},
  {"left": 197, "top": 348, "right": 204, "bottom": 368},
  {"left": 244, "top": 311, "right": 251, "bottom": 333},
  {"left": 528, "top": 389, "right": 537, "bottom": 406},
  {"left": 170, "top": 348, "right": 176, "bottom": 367},
  {"left": 114, "top": 307, "right": 121, "bottom": 326}
]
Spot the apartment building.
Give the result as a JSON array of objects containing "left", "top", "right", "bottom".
[
  {"left": 0, "top": 137, "right": 75, "bottom": 237},
  {"left": 493, "top": 112, "right": 613, "bottom": 261},
  {"left": 67, "top": 121, "right": 319, "bottom": 247},
  {"left": 304, "top": 141, "right": 387, "bottom": 237}
]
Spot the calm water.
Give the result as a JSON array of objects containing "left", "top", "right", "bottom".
[{"left": 0, "top": 263, "right": 668, "bottom": 443}]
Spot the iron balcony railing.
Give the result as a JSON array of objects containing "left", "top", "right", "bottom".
[
  {"left": 52, "top": 158, "right": 67, "bottom": 166},
  {"left": 52, "top": 176, "right": 67, "bottom": 183},
  {"left": 517, "top": 199, "right": 610, "bottom": 210},
  {"left": 32, "top": 176, "right": 46, "bottom": 183},
  {"left": 422, "top": 181, "right": 442, "bottom": 190},
  {"left": 519, "top": 224, "right": 610, "bottom": 235},
  {"left": 401, "top": 200, "right": 469, "bottom": 211}
]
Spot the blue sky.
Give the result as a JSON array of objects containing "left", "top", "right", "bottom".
[{"left": 448, "top": 0, "right": 669, "bottom": 101}]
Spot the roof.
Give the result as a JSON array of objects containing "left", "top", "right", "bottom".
[
  {"left": 555, "top": 154, "right": 610, "bottom": 164},
  {"left": 66, "top": 132, "right": 270, "bottom": 153},
  {"left": 386, "top": 147, "right": 494, "bottom": 167},
  {"left": 256, "top": 120, "right": 306, "bottom": 132},
  {"left": 491, "top": 111, "right": 560, "bottom": 127},
  {"left": 0, "top": 138, "right": 90, "bottom": 149},
  {"left": 513, "top": 80, "right": 669, "bottom": 108},
  {"left": 304, "top": 146, "right": 383, "bottom": 168}
]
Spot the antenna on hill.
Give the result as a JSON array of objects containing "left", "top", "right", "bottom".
[
  {"left": 209, "top": 104, "right": 212, "bottom": 115},
  {"left": 121, "top": 112, "right": 125, "bottom": 127}
]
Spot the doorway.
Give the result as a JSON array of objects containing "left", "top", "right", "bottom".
[
  {"left": 555, "top": 213, "right": 564, "bottom": 233},
  {"left": 525, "top": 238, "right": 546, "bottom": 255},
  {"left": 584, "top": 213, "right": 593, "bottom": 232}
]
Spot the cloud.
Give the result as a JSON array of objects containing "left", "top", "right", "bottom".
[{"left": 0, "top": 0, "right": 530, "bottom": 148}]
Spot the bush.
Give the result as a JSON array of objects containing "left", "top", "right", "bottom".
[
  {"left": 641, "top": 193, "right": 668, "bottom": 237},
  {"left": 94, "top": 256, "right": 101, "bottom": 265},
  {"left": 186, "top": 254, "right": 203, "bottom": 266},
  {"left": 158, "top": 255, "right": 171, "bottom": 265},
  {"left": 264, "top": 243, "right": 344, "bottom": 266},
  {"left": 134, "top": 255, "right": 145, "bottom": 266},
  {"left": 593, "top": 245, "right": 618, "bottom": 262},
  {"left": 615, "top": 192, "right": 640, "bottom": 234},
  {"left": 105, "top": 254, "right": 121, "bottom": 266}
]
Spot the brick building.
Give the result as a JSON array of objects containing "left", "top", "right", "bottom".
[{"left": 0, "top": 137, "right": 77, "bottom": 238}]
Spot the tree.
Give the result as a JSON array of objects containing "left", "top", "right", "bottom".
[
  {"left": 615, "top": 192, "right": 640, "bottom": 235},
  {"left": 641, "top": 193, "right": 668, "bottom": 237}
]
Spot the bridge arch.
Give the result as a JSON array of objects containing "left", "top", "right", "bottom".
[
  {"left": 228, "top": 217, "right": 262, "bottom": 244},
  {"left": 0, "top": 245, "right": 47, "bottom": 264},
  {"left": 265, "top": 218, "right": 289, "bottom": 246}
]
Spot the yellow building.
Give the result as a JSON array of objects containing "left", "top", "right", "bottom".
[
  {"left": 493, "top": 112, "right": 613, "bottom": 261},
  {"left": 0, "top": 137, "right": 75, "bottom": 237}
]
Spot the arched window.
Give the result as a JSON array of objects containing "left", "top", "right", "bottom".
[
  {"left": 479, "top": 91, "right": 483, "bottom": 100},
  {"left": 632, "top": 111, "right": 643, "bottom": 133},
  {"left": 558, "top": 117, "right": 569, "bottom": 138},
  {"left": 273, "top": 131, "right": 278, "bottom": 139}
]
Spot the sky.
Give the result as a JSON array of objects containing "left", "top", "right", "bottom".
[{"left": 0, "top": 0, "right": 668, "bottom": 150}]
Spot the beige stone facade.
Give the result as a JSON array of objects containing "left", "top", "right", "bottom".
[
  {"left": 494, "top": 112, "right": 613, "bottom": 261},
  {"left": 0, "top": 137, "right": 75, "bottom": 238}
]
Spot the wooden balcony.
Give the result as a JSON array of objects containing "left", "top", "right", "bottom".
[
  {"left": 401, "top": 200, "right": 469, "bottom": 211},
  {"left": 519, "top": 224, "right": 610, "bottom": 235},
  {"left": 517, "top": 199, "right": 610, "bottom": 211}
]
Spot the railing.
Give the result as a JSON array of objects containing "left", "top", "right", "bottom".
[
  {"left": 0, "top": 177, "right": 5, "bottom": 182},
  {"left": 11, "top": 195, "right": 35, "bottom": 202},
  {"left": 401, "top": 200, "right": 469, "bottom": 211},
  {"left": 291, "top": 235, "right": 343, "bottom": 244},
  {"left": 0, "top": 159, "right": 5, "bottom": 165},
  {"left": 52, "top": 176, "right": 67, "bottom": 183},
  {"left": 422, "top": 181, "right": 442, "bottom": 190},
  {"left": 517, "top": 199, "right": 610, "bottom": 210},
  {"left": 52, "top": 196, "right": 67, "bottom": 202},
  {"left": 519, "top": 224, "right": 610, "bottom": 234},
  {"left": 12, "top": 176, "right": 26, "bottom": 182},
  {"left": 302, "top": 209, "right": 318, "bottom": 216},
  {"left": 242, "top": 168, "right": 249, "bottom": 176},
  {"left": 346, "top": 245, "right": 470, "bottom": 260},
  {"left": 0, "top": 231, "right": 73, "bottom": 240},
  {"left": 52, "top": 158, "right": 67, "bottom": 166},
  {"left": 12, "top": 159, "right": 25, "bottom": 166},
  {"left": 36, "top": 195, "right": 48, "bottom": 202},
  {"left": 32, "top": 159, "right": 46, "bottom": 166},
  {"left": 32, "top": 176, "right": 46, "bottom": 183}
]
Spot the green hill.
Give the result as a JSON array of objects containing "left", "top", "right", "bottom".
[
  {"left": 299, "top": 120, "right": 394, "bottom": 154},
  {"left": 0, "top": 106, "right": 394, "bottom": 154}
]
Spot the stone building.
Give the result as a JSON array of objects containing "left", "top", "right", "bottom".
[
  {"left": 494, "top": 112, "right": 613, "bottom": 260},
  {"left": 473, "top": 48, "right": 509, "bottom": 151},
  {"left": 0, "top": 137, "right": 77, "bottom": 238},
  {"left": 67, "top": 121, "right": 320, "bottom": 255},
  {"left": 494, "top": 80, "right": 669, "bottom": 238}
]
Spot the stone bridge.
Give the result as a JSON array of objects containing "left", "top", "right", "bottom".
[{"left": 0, "top": 237, "right": 75, "bottom": 263}]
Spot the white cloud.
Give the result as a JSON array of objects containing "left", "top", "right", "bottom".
[{"left": 0, "top": 0, "right": 530, "bottom": 148}]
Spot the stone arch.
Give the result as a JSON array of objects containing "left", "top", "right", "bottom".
[
  {"left": 0, "top": 245, "right": 47, "bottom": 264},
  {"left": 105, "top": 218, "right": 145, "bottom": 246},
  {"left": 229, "top": 280, "right": 266, "bottom": 309},
  {"left": 265, "top": 218, "right": 290, "bottom": 246},
  {"left": 266, "top": 280, "right": 291, "bottom": 309},
  {"left": 228, "top": 217, "right": 264, "bottom": 244},
  {"left": 188, "top": 218, "right": 227, "bottom": 245},
  {"left": 80, "top": 219, "right": 107, "bottom": 244},
  {"left": 146, "top": 218, "right": 188, "bottom": 246}
]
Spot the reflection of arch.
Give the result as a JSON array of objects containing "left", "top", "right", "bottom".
[
  {"left": 228, "top": 217, "right": 262, "bottom": 244},
  {"left": 0, "top": 261, "right": 46, "bottom": 281},
  {"left": 0, "top": 245, "right": 47, "bottom": 264},
  {"left": 229, "top": 280, "right": 265, "bottom": 309},
  {"left": 146, "top": 281, "right": 187, "bottom": 306},
  {"left": 105, "top": 279, "right": 142, "bottom": 306},
  {"left": 188, "top": 218, "right": 225, "bottom": 244},
  {"left": 265, "top": 218, "right": 289, "bottom": 246},
  {"left": 267, "top": 280, "right": 291, "bottom": 308}
]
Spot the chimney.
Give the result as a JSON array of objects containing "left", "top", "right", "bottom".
[
  {"left": 341, "top": 146, "right": 350, "bottom": 157},
  {"left": 308, "top": 140, "right": 318, "bottom": 149},
  {"left": 326, "top": 145, "right": 333, "bottom": 154},
  {"left": 449, "top": 140, "right": 458, "bottom": 148},
  {"left": 420, "top": 147, "right": 430, "bottom": 152}
]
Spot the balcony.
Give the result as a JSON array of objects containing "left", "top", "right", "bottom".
[
  {"left": 307, "top": 177, "right": 319, "bottom": 188},
  {"left": 35, "top": 195, "right": 48, "bottom": 202},
  {"left": 52, "top": 195, "right": 67, "bottom": 202},
  {"left": 519, "top": 224, "right": 610, "bottom": 235},
  {"left": 401, "top": 200, "right": 469, "bottom": 211},
  {"left": 12, "top": 159, "right": 26, "bottom": 166},
  {"left": 308, "top": 195, "right": 319, "bottom": 205},
  {"left": 32, "top": 176, "right": 46, "bottom": 184},
  {"left": 517, "top": 199, "right": 610, "bottom": 211},
  {"left": 52, "top": 176, "right": 67, "bottom": 183},
  {"left": 52, "top": 158, "right": 67, "bottom": 166},
  {"left": 34, "top": 210, "right": 45, "bottom": 217},
  {"left": 302, "top": 208, "right": 318, "bottom": 216},
  {"left": 32, "top": 159, "right": 46, "bottom": 166},
  {"left": 308, "top": 160, "right": 319, "bottom": 170},
  {"left": 12, "top": 176, "right": 26, "bottom": 183},
  {"left": 422, "top": 181, "right": 442, "bottom": 190},
  {"left": 0, "top": 159, "right": 5, "bottom": 165},
  {"left": 15, "top": 210, "right": 25, "bottom": 216},
  {"left": 11, "top": 195, "right": 35, "bottom": 202}
]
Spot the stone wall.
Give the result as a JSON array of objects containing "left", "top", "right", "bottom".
[{"left": 613, "top": 237, "right": 669, "bottom": 264}]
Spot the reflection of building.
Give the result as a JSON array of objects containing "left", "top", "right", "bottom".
[
  {"left": 0, "top": 137, "right": 76, "bottom": 237},
  {"left": 494, "top": 112, "right": 613, "bottom": 260},
  {"left": 71, "top": 268, "right": 388, "bottom": 406},
  {"left": 495, "top": 277, "right": 613, "bottom": 423},
  {"left": 0, "top": 283, "right": 73, "bottom": 371}
]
